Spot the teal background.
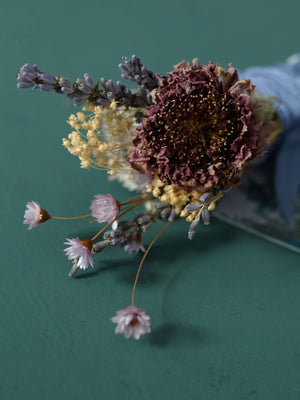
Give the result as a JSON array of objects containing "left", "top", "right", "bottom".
[{"left": 2, "top": 0, "right": 300, "bottom": 399}]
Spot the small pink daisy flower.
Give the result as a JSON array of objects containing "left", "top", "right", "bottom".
[
  {"left": 111, "top": 305, "right": 151, "bottom": 340},
  {"left": 90, "top": 194, "right": 120, "bottom": 223},
  {"left": 64, "top": 238, "right": 94, "bottom": 271},
  {"left": 23, "top": 201, "right": 50, "bottom": 230}
]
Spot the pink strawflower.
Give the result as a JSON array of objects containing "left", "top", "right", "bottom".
[
  {"left": 23, "top": 201, "right": 50, "bottom": 230},
  {"left": 111, "top": 305, "right": 151, "bottom": 340},
  {"left": 90, "top": 194, "right": 119, "bottom": 223},
  {"left": 64, "top": 238, "right": 94, "bottom": 270}
]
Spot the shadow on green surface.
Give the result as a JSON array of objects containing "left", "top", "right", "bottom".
[
  {"left": 147, "top": 323, "right": 208, "bottom": 347},
  {"left": 72, "top": 222, "right": 236, "bottom": 346},
  {"left": 74, "top": 219, "right": 237, "bottom": 282},
  {"left": 74, "top": 257, "right": 135, "bottom": 279}
]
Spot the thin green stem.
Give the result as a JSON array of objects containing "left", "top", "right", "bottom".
[
  {"left": 131, "top": 220, "right": 172, "bottom": 306},
  {"left": 51, "top": 214, "right": 91, "bottom": 221},
  {"left": 120, "top": 193, "right": 146, "bottom": 206}
]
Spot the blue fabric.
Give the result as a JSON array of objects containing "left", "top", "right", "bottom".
[{"left": 242, "top": 55, "right": 300, "bottom": 224}]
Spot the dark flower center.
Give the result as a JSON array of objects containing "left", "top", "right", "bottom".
[{"left": 129, "top": 316, "right": 138, "bottom": 326}]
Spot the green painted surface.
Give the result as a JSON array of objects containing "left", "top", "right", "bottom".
[{"left": 1, "top": 0, "right": 300, "bottom": 399}]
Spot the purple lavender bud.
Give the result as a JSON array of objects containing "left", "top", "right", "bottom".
[
  {"left": 118, "top": 55, "right": 158, "bottom": 91},
  {"left": 17, "top": 63, "right": 40, "bottom": 83},
  {"left": 131, "top": 55, "right": 138, "bottom": 66},
  {"left": 134, "top": 211, "right": 150, "bottom": 224},
  {"left": 114, "top": 81, "right": 124, "bottom": 96},
  {"left": 97, "top": 78, "right": 133, "bottom": 106},
  {"left": 185, "top": 203, "right": 202, "bottom": 212},
  {"left": 32, "top": 64, "right": 41, "bottom": 72},
  {"left": 75, "top": 82, "right": 90, "bottom": 96},
  {"left": 101, "top": 79, "right": 114, "bottom": 92},
  {"left": 134, "top": 211, "right": 154, "bottom": 232},
  {"left": 119, "top": 64, "right": 130, "bottom": 76},
  {"left": 159, "top": 207, "right": 172, "bottom": 221},
  {"left": 201, "top": 208, "right": 210, "bottom": 225},
  {"left": 116, "top": 220, "right": 137, "bottom": 231},
  {"left": 168, "top": 208, "right": 176, "bottom": 222},
  {"left": 84, "top": 73, "right": 93, "bottom": 89},
  {"left": 17, "top": 63, "right": 98, "bottom": 107},
  {"left": 151, "top": 201, "right": 169, "bottom": 210},
  {"left": 58, "top": 77, "right": 72, "bottom": 87},
  {"left": 104, "top": 229, "right": 124, "bottom": 246},
  {"left": 120, "top": 90, "right": 133, "bottom": 106},
  {"left": 185, "top": 193, "right": 211, "bottom": 214},
  {"left": 38, "top": 83, "right": 54, "bottom": 92},
  {"left": 123, "top": 88, "right": 132, "bottom": 96},
  {"left": 104, "top": 218, "right": 138, "bottom": 247},
  {"left": 134, "top": 74, "right": 142, "bottom": 83},
  {"left": 94, "top": 97, "right": 111, "bottom": 106},
  {"left": 131, "top": 88, "right": 153, "bottom": 107},
  {"left": 17, "top": 82, "right": 33, "bottom": 88},
  {"left": 151, "top": 201, "right": 175, "bottom": 221},
  {"left": 61, "top": 86, "right": 74, "bottom": 95},
  {"left": 40, "top": 72, "right": 56, "bottom": 85},
  {"left": 57, "top": 77, "right": 73, "bottom": 95},
  {"left": 74, "top": 77, "right": 95, "bottom": 104},
  {"left": 20, "top": 63, "right": 35, "bottom": 76},
  {"left": 199, "top": 192, "right": 211, "bottom": 203},
  {"left": 188, "top": 216, "right": 200, "bottom": 240},
  {"left": 74, "top": 96, "right": 89, "bottom": 107},
  {"left": 140, "top": 221, "right": 153, "bottom": 232},
  {"left": 17, "top": 61, "right": 144, "bottom": 109},
  {"left": 107, "top": 92, "right": 115, "bottom": 101},
  {"left": 92, "top": 240, "right": 110, "bottom": 254}
]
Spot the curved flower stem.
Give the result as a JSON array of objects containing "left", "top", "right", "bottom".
[
  {"left": 51, "top": 214, "right": 92, "bottom": 220},
  {"left": 120, "top": 193, "right": 146, "bottom": 206},
  {"left": 131, "top": 220, "right": 172, "bottom": 306},
  {"left": 91, "top": 194, "right": 153, "bottom": 242}
]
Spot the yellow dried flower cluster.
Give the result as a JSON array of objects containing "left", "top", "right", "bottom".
[
  {"left": 62, "top": 101, "right": 139, "bottom": 174},
  {"left": 146, "top": 176, "right": 200, "bottom": 220},
  {"left": 147, "top": 176, "right": 223, "bottom": 221}
]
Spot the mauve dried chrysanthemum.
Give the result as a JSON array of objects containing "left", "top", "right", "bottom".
[{"left": 128, "top": 59, "right": 273, "bottom": 193}]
